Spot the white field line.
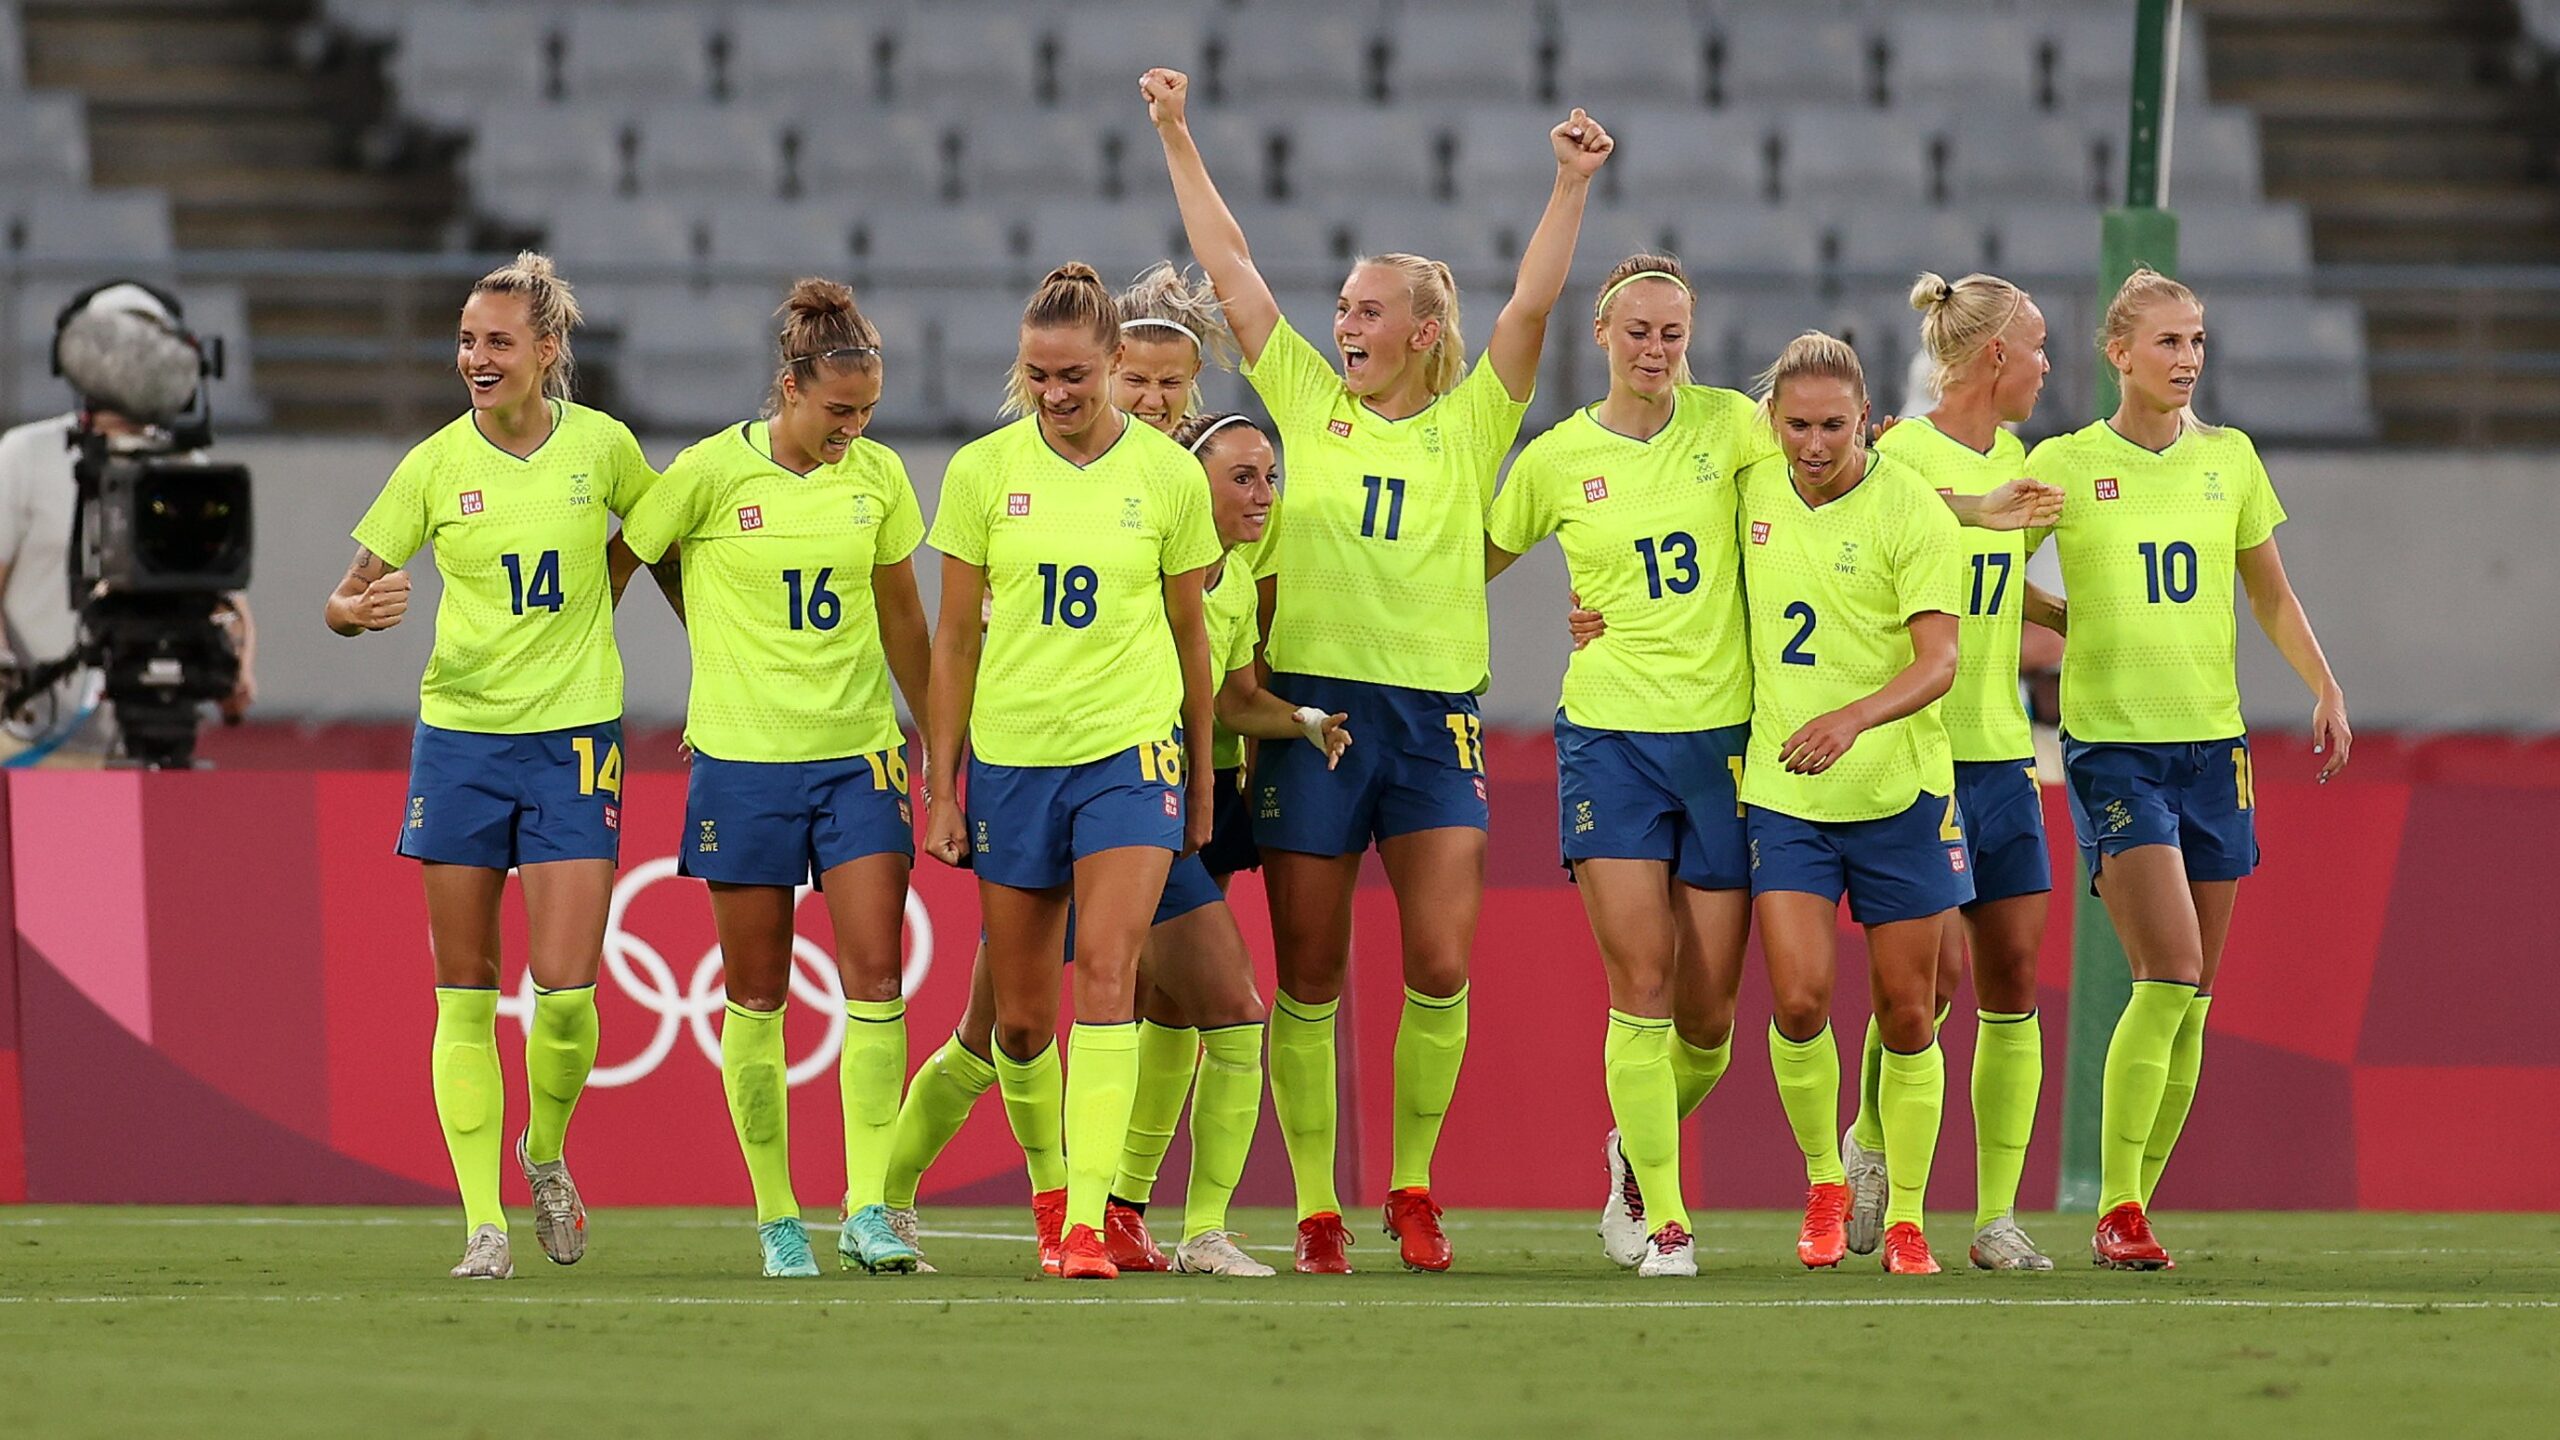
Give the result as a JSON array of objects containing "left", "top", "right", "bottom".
[{"left": 1, "top": 1294, "right": 2551, "bottom": 1312}]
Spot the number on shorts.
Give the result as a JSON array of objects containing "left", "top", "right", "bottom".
[
  {"left": 1039, "top": 562, "right": 1099, "bottom": 628},
  {"left": 858, "top": 746, "right": 909, "bottom": 794},
  {"left": 1136, "top": 737, "right": 1184, "bottom": 787},
  {"left": 1445, "top": 713, "right": 1484, "bottom": 772},
  {"left": 501, "top": 549, "right": 564, "bottom": 615},
  {"left": 1968, "top": 552, "right": 2013, "bottom": 615},
  {"left": 570, "top": 735, "right": 623, "bottom": 797},
  {"left": 1726, "top": 754, "right": 1745, "bottom": 817},
  {"left": 2232, "top": 745, "right": 2254, "bottom": 810},
  {"left": 1634, "top": 532, "right": 1701, "bottom": 600},
  {"left": 1780, "top": 600, "right": 1818, "bottom": 666},
  {"left": 784, "top": 567, "right": 843, "bottom": 631},
  {"left": 1938, "top": 795, "right": 1963, "bottom": 842},
  {"left": 2139, "top": 539, "right": 2200, "bottom": 604}
]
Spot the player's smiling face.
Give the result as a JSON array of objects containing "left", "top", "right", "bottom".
[
  {"left": 777, "top": 360, "right": 882, "bottom": 469},
  {"left": 1596, "top": 279, "right": 1690, "bottom": 402},
  {"left": 1199, "top": 427, "right": 1277, "bottom": 548},
  {"left": 1019, "top": 325, "right": 1117, "bottom": 443},
  {"left": 1990, "top": 298, "right": 2051, "bottom": 424},
  {"left": 455, "top": 291, "right": 555, "bottom": 415},
  {"left": 2112, "top": 297, "right": 2205, "bottom": 418},
  {"left": 1112, "top": 332, "right": 1199, "bottom": 433},
  {"left": 1335, "top": 263, "right": 1434, "bottom": 400},
  {"left": 1772, "top": 374, "right": 1868, "bottom": 492}
]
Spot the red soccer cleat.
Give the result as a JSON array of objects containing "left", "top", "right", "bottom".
[
  {"left": 1880, "top": 1222, "right": 1941, "bottom": 1275},
  {"left": 1798, "top": 1182, "right": 1851, "bottom": 1268},
  {"left": 1383, "top": 1187, "right": 1453, "bottom": 1272},
  {"left": 1058, "top": 1222, "right": 1119, "bottom": 1280},
  {"left": 2092, "top": 1201, "right": 2174, "bottom": 1271},
  {"left": 1294, "top": 1211, "right": 1355, "bottom": 1275},
  {"left": 1105, "top": 1200, "right": 1170, "bottom": 1273},
  {"left": 1032, "top": 1187, "right": 1067, "bottom": 1276}
]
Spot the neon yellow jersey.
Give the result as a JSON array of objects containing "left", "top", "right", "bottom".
[
  {"left": 351, "top": 401, "right": 658, "bottom": 734},
  {"left": 1736, "top": 452, "right": 1963, "bottom": 823},
  {"left": 2025, "top": 421, "right": 2286, "bottom": 743},
  {"left": 1244, "top": 316, "right": 1529, "bottom": 692},
  {"left": 1873, "top": 417, "right": 2033, "bottom": 762},
  {"left": 618, "top": 422, "right": 922, "bottom": 763},
  {"left": 1487, "top": 386, "right": 1775, "bottom": 731},
  {"left": 1205, "top": 555, "right": 1262, "bottom": 770},
  {"left": 928, "top": 415, "right": 1221, "bottom": 767}
]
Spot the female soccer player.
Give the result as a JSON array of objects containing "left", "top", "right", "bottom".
[
  {"left": 324, "top": 252, "right": 666, "bottom": 1280},
  {"left": 1145, "top": 64, "right": 1611, "bottom": 1274},
  {"left": 1740, "top": 332, "right": 1968, "bottom": 1276},
  {"left": 616, "top": 279, "right": 931, "bottom": 1278},
  {"left": 1842, "top": 271, "right": 2065, "bottom": 1271},
  {"left": 2026, "top": 267, "right": 2349, "bottom": 1270},
  {"left": 921, "top": 262, "right": 1220, "bottom": 1281},
  {"left": 1482, "top": 254, "right": 1771, "bottom": 1278}
]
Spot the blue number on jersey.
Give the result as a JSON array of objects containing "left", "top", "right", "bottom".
[
  {"left": 501, "top": 550, "right": 564, "bottom": 615},
  {"left": 1039, "top": 562, "right": 1099, "bottom": 628},
  {"left": 1781, "top": 600, "right": 1818, "bottom": 666},
  {"left": 1968, "top": 551, "right": 2013, "bottom": 615},
  {"left": 1634, "top": 532, "right": 1700, "bottom": 599},
  {"left": 2138, "top": 540, "right": 2199, "bottom": 604}
]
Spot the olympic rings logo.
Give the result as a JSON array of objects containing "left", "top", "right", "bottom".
[{"left": 496, "top": 856, "right": 936, "bottom": 1089}]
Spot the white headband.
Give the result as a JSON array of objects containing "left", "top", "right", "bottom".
[
  {"left": 1186, "top": 414, "right": 1255, "bottom": 454},
  {"left": 1121, "top": 316, "right": 1201, "bottom": 350}
]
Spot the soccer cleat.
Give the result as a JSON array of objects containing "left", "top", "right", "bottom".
[
  {"left": 449, "top": 1223, "right": 513, "bottom": 1280},
  {"left": 837, "top": 1203, "right": 922, "bottom": 1275},
  {"left": 883, "top": 1205, "right": 937, "bottom": 1274},
  {"left": 1032, "top": 1187, "right": 1068, "bottom": 1276},
  {"left": 1383, "top": 1187, "right": 1453, "bottom": 1273},
  {"left": 1598, "top": 1128, "right": 1648, "bottom": 1269},
  {"left": 1294, "top": 1212, "right": 1355, "bottom": 1275},
  {"left": 1172, "top": 1230, "right": 1277, "bottom": 1277},
  {"left": 1969, "top": 1214, "right": 2056, "bottom": 1272},
  {"left": 1105, "top": 1200, "right": 1171, "bottom": 1273},
  {"left": 2092, "top": 1201, "right": 2174, "bottom": 1271},
  {"left": 515, "top": 1133, "right": 587, "bottom": 1266},
  {"left": 1840, "top": 1129, "right": 1887, "bottom": 1257},
  {"left": 1880, "top": 1222, "right": 1942, "bottom": 1275},
  {"left": 757, "top": 1217, "right": 820, "bottom": 1278},
  {"left": 1797, "top": 1182, "right": 1852, "bottom": 1268},
  {"left": 1058, "top": 1222, "right": 1119, "bottom": 1280},
  {"left": 1636, "top": 1222, "right": 1697, "bottom": 1278}
]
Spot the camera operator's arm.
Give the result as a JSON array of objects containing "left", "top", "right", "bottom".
[
  {"left": 324, "top": 544, "right": 409, "bottom": 636},
  {"left": 217, "top": 591, "right": 257, "bottom": 721}
]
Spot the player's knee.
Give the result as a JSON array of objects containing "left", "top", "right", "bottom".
[
  {"left": 994, "top": 1020, "right": 1051, "bottom": 1063},
  {"left": 1769, "top": 990, "right": 1829, "bottom": 1041},
  {"left": 1402, "top": 951, "right": 1468, "bottom": 999},
  {"left": 1876, "top": 998, "right": 1937, "bottom": 1053}
]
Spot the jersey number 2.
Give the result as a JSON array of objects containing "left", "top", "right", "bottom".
[
  {"left": 1780, "top": 601, "right": 1818, "bottom": 666},
  {"left": 502, "top": 550, "right": 564, "bottom": 615}
]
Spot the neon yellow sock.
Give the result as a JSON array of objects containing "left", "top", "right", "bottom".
[
  {"left": 1183, "top": 1023, "right": 1263, "bottom": 1240},
  {"left": 1971, "top": 1009, "right": 2042, "bottom": 1229},
  {"left": 1111, "top": 1021, "right": 1199, "bottom": 1206},
  {"left": 432, "top": 987, "right": 505, "bottom": 1235},
  {"left": 1604, "top": 1011, "right": 1688, "bottom": 1234},
  {"left": 994, "top": 1039, "right": 1067, "bottom": 1196},
  {"left": 884, "top": 1034, "right": 996, "bottom": 1210},
  {"left": 720, "top": 1001, "right": 798, "bottom": 1225},
  {"left": 2140, "top": 994, "right": 2212, "bottom": 1209},
  {"left": 1878, "top": 1042, "right": 1945, "bottom": 1229},
  {"left": 2099, "top": 980, "right": 2197, "bottom": 1212},
  {"left": 1390, "top": 984, "right": 1469, "bottom": 1193},
  {"left": 524, "top": 984, "right": 597, "bottom": 1166},
  {"left": 1671, "top": 1030, "right": 1732, "bottom": 1120},
  {"left": 1063, "top": 1022, "right": 1140, "bottom": 1231},
  {"left": 1268, "top": 992, "right": 1341, "bottom": 1219},
  {"left": 839, "top": 997, "right": 906, "bottom": 1211},
  {"left": 1846, "top": 1016, "right": 1886, "bottom": 1152},
  {"left": 1769, "top": 1022, "right": 1845, "bottom": 1186}
]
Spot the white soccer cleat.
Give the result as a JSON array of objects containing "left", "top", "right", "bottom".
[
  {"left": 1636, "top": 1222, "right": 1698, "bottom": 1278},
  {"left": 1172, "top": 1230, "right": 1278, "bottom": 1277},
  {"left": 449, "top": 1223, "right": 513, "bottom": 1280},
  {"left": 1598, "top": 1129, "right": 1648, "bottom": 1269},
  {"left": 1969, "top": 1214, "right": 2056, "bottom": 1272},
  {"left": 884, "top": 1205, "right": 937, "bottom": 1274},
  {"left": 515, "top": 1133, "right": 587, "bottom": 1265},
  {"left": 1840, "top": 1130, "right": 1888, "bottom": 1257}
]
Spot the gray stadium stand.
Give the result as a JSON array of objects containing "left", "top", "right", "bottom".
[
  {"left": 616, "top": 286, "right": 776, "bottom": 432},
  {"left": 699, "top": 199, "right": 857, "bottom": 272},
  {"left": 1944, "top": 105, "right": 2105, "bottom": 206},
  {"left": 931, "top": 292, "right": 1033, "bottom": 426},
  {"left": 463, "top": 107, "right": 625, "bottom": 226},
  {"left": 15, "top": 189, "right": 173, "bottom": 263},
  {"left": 0, "top": 92, "right": 88, "bottom": 188},
  {"left": 1213, "top": 6, "right": 1377, "bottom": 105},
  {"left": 1672, "top": 204, "right": 1824, "bottom": 282},
  {"left": 1053, "top": 3, "right": 1211, "bottom": 107},
  {"left": 1554, "top": 5, "right": 1708, "bottom": 109},
  {"left": 1831, "top": 206, "right": 1992, "bottom": 279},
  {"left": 1989, "top": 202, "right": 2102, "bottom": 278},
  {"left": 391, "top": 6, "right": 549, "bottom": 130},
  {"left": 1025, "top": 203, "right": 1181, "bottom": 283},
  {"left": 890, "top": 8, "right": 1045, "bottom": 107},
  {"left": 1384, "top": 1, "right": 1544, "bottom": 107},
  {"left": 725, "top": 6, "right": 882, "bottom": 108},
  {"left": 1775, "top": 109, "right": 1937, "bottom": 207},
  {"left": 1334, "top": 200, "right": 1509, "bottom": 285},
  {"left": 859, "top": 208, "right": 1015, "bottom": 288},
  {"left": 0, "top": 2, "right": 21, "bottom": 92},
  {"left": 560, "top": 6, "right": 718, "bottom": 105},
  {"left": 794, "top": 108, "right": 948, "bottom": 207},
  {"left": 1282, "top": 109, "right": 1443, "bottom": 203},
  {"left": 634, "top": 105, "right": 787, "bottom": 200},
  {"left": 2174, "top": 201, "right": 2314, "bottom": 281},
  {"left": 1884, "top": 7, "right": 2038, "bottom": 111},
  {"left": 1609, "top": 105, "right": 1766, "bottom": 208},
  {"left": 1711, "top": 10, "right": 1873, "bottom": 109},
  {"left": 957, "top": 110, "right": 1111, "bottom": 203}
]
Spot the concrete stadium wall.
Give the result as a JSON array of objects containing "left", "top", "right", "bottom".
[{"left": 229, "top": 438, "right": 2560, "bottom": 733}]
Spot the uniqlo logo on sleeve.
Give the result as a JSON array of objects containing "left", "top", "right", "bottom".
[
  {"left": 738, "top": 505, "right": 763, "bottom": 530},
  {"left": 1582, "top": 477, "right": 1609, "bottom": 503},
  {"left": 1749, "top": 520, "right": 1771, "bottom": 545},
  {"left": 459, "top": 490, "right": 484, "bottom": 515},
  {"left": 2095, "top": 478, "right": 2120, "bottom": 501},
  {"left": 1007, "top": 493, "right": 1032, "bottom": 516}
]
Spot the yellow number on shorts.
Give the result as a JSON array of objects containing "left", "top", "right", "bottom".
[
  {"left": 859, "top": 746, "right": 911, "bottom": 794},
  {"left": 1939, "top": 795, "right": 1963, "bottom": 842},
  {"left": 2232, "top": 746, "right": 2254, "bottom": 810},
  {"left": 1445, "top": 713, "right": 1484, "bottom": 772},
  {"left": 1137, "top": 738, "right": 1183, "bottom": 787},
  {"left": 570, "top": 736, "right": 624, "bottom": 798},
  {"left": 1726, "top": 755, "right": 1745, "bottom": 817}
]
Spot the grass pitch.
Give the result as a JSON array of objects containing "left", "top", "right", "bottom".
[{"left": 3, "top": 1206, "right": 2554, "bottom": 1438}]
